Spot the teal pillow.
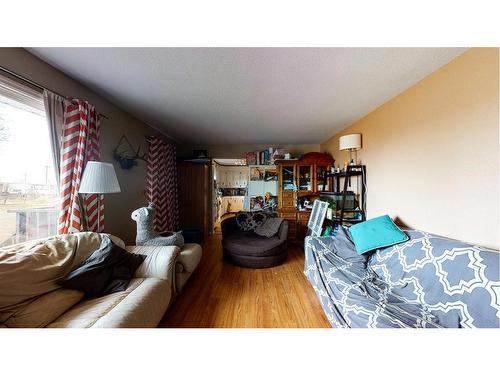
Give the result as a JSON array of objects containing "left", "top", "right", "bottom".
[{"left": 349, "top": 215, "right": 409, "bottom": 254}]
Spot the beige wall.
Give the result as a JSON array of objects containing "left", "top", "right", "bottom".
[
  {"left": 321, "top": 48, "right": 499, "bottom": 249},
  {"left": 178, "top": 143, "right": 320, "bottom": 159},
  {"left": 0, "top": 48, "right": 171, "bottom": 245}
]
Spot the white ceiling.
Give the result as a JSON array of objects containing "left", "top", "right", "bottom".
[{"left": 28, "top": 48, "right": 467, "bottom": 145}]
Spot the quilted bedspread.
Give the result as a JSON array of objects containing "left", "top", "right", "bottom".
[{"left": 304, "top": 227, "right": 500, "bottom": 328}]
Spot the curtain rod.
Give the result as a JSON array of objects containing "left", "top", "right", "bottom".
[{"left": 0, "top": 65, "right": 109, "bottom": 120}]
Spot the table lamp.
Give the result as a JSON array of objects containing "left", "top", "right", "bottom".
[{"left": 339, "top": 133, "right": 362, "bottom": 165}]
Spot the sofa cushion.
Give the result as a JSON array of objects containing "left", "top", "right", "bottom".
[
  {"left": 126, "top": 244, "right": 179, "bottom": 281},
  {"left": 222, "top": 231, "right": 284, "bottom": 257},
  {"left": 235, "top": 211, "right": 269, "bottom": 231},
  {"left": 254, "top": 218, "right": 284, "bottom": 238},
  {"left": 0, "top": 232, "right": 103, "bottom": 326},
  {"left": 48, "top": 278, "right": 171, "bottom": 328},
  {"left": 59, "top": 237, "right": 146, "bottom": 297},
  {"left": 2, "top": 288, "right": 84, "bottom": 328}
]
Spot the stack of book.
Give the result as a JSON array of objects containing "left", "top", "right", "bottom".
[{"left": 246, "top": 147, "right": 287, "bottom": 165}]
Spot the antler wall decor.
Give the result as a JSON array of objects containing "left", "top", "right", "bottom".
[{"left": 113, "top": 134, "right": 147, "bottom": 169}]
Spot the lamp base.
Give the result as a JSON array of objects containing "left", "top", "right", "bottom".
[{"left": 348, "top": 149, "right": 358, "bottom": 165}]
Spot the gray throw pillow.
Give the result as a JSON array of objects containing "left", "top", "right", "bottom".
[
  {"left": 254, "top": 217, "right": 284, "bottom": 238},
  {"left": 235, "top": 211, "right": 269, "bottom": 231}
]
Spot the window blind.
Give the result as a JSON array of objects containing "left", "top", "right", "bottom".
[{"left": 0, "top": 72, "right": 45, "bottom": 116}]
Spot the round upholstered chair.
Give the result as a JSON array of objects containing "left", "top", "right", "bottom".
[{"left": 221, "top": 213, "right": 288, "bottom": 268}]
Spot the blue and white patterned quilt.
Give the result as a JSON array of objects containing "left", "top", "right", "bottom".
[{"left": 304, "top": 227, "right": 500, "bottom": 328}]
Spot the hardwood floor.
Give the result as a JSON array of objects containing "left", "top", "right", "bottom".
[{"left": 160, "top": 234, "right": 330, "bottom": 328}]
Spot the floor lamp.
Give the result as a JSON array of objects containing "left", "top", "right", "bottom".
[{"left": 79, "top": 161, "right": 121, "bottom": 233}]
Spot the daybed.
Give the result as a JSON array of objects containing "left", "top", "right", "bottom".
[{"left": 304, "top": 226, "right": 500, "bottom": 328}]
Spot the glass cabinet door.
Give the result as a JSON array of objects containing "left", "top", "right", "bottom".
[
  {"left": 298, "top": 165, "right": 313, "bottom": 191},
  {"left": 316, "top": 165, "right": 330, "bottom": 192},
  {"left": 281, "top": 165, "right": 295, "bottom": 191}
]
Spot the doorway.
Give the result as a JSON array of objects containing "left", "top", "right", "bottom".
[{"left": 212, "top": 159, "right": 248, "bottom": 234}]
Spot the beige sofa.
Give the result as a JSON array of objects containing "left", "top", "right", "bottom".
[{"left": 0, "top": 233, "right": 202, "bottom": 328}]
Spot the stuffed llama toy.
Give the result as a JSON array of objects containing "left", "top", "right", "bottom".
[{"left": 131, "top": 202, "right": 184, "bottom": 247}]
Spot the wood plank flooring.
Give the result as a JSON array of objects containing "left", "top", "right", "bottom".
[{"left": 159, "top": 234, "right": 330, "bottom": 328}]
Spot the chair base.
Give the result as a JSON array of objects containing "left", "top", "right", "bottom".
[{"left": 223, "top": 248, "right": 288, "bottom": 268}]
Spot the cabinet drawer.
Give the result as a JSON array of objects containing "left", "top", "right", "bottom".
[
  {"left": 280, "top": 211, "right": 297, "bottom": 220},
  {"left": 297, "top": 212, "right": 311, "bottom": 221},
  {"left": 282, "top": 198, "right": 295, "bottom": 207}
]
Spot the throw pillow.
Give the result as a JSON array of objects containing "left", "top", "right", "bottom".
[
  {"left": 254, "top": 217, "right": 284, "bottom": 238},
  {"left": 58, "top": 237, "right": 146, "bottom": 296},
  {"left": 349, "top": 215, "right": 409, "bottom": 254},
  {"left": 235, "top": 211, "right": 269, "bottom": 231}
]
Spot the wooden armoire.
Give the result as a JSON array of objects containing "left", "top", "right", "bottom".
[{"left": 177, "top": 161, "right": 212, "bottom": 236}]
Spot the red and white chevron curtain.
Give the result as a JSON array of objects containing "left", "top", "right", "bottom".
[
  {"left": 146, "top": 136, "right": 179, "bottom": 232},
  {"left": 58, "top": 99, "right": 102, "bottom": 234}
]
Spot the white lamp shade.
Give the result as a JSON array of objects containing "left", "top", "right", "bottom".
[
  {"left": 79, "top": 161, "right": 121, "bottom": 194},
  {"left": 339, "top": 134, "right": 362, "bottom": 151}
]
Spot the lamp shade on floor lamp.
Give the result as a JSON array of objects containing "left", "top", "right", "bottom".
[
  {"left": 79, "top": 161, "right": 121, "bottom": 232},
  {"left": 79, "top": 161, "right": 121, "bottom": 194}
]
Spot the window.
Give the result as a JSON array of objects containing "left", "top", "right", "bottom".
[{"left": 0, "top": 74, "right": 58, "bottom": 246}]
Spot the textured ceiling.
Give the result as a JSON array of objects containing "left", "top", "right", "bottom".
[{"left": 28, "top": 48, "right": 467, "bottom": 144}]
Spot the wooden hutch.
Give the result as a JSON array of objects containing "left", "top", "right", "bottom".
[{"left": 276, "top": 152, "right": 334, "bottom": 242}]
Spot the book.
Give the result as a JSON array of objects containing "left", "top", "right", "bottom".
[
  {"left": 245, "top": 152, "right": 256, "bottom": 165},
  {"left": 263, "top": 149, "right": 269, "bottom": 165}
]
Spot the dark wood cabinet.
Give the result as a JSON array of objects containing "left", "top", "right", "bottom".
[{"left": 177, "top": 162, "right": 211, "bottom": 236}]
